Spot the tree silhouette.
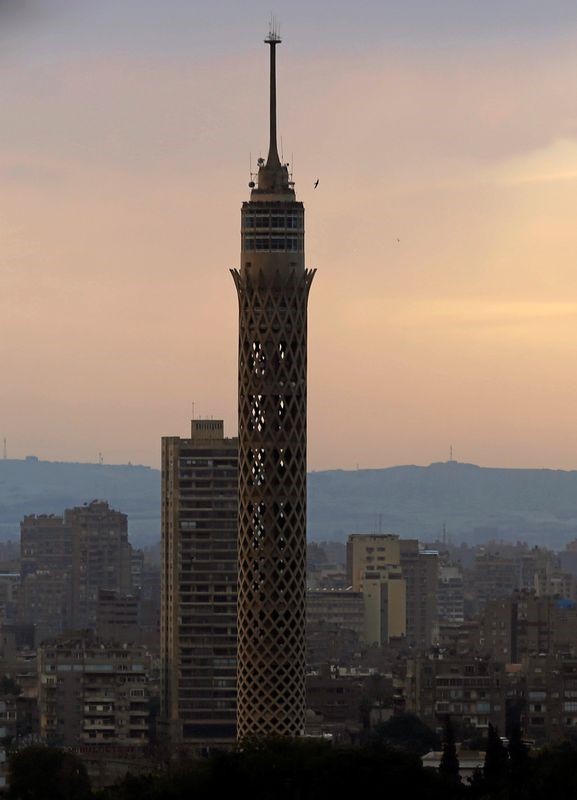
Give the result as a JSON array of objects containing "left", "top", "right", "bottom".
[
  {"left": 439, "top": 716, "right": 461, "bottom": 783},
  {"left": 371, "top": 712, "right": 440, "bottom": 755},
  {"left": 483, "top": 723, "right": 509, "bottom": 794},
  {"left": 508, "top": 723, "right": 530, "bottom": 799},
  {"left": 8, "top": 746, "right": 91, "bottom": 800}
]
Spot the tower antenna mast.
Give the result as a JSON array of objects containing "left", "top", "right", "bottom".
[{"left": 264, "top": 18, "right": 282, "bottom": 169}]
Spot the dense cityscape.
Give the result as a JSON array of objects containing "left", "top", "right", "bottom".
[
  {"left": 5, "top": 488, "right": 577, "bottom": 795},
  {"left": 4, "top": 4, "right": 577, "bottom": 800}
]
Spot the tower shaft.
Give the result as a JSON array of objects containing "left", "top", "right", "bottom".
[{"left": 232, "top": 34, "right": 314, "bottom": 738}]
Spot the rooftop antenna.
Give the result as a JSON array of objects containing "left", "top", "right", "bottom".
[
  {"left": 192, "top": 401, "right": 195, "bottom": 420},
  {"left": 449, "top": 444, "right": 453, "bottom": 462},
  {"left": 2, "top": 439, "right": 6, "bottom": 460},
  {"left": 98, "top": 452, "right": 103, "bottom": 465},
  {"left": 264, "top": 16, "right": 282, "bottom": 169}
]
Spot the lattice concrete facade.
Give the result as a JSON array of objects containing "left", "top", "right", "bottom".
[{"left": 232, "top": 31, "right": 315, "bottom": 739}]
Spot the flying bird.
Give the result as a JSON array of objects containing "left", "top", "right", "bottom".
[{"left": 314, "top": 179, "right": 319, "bottom": 189}]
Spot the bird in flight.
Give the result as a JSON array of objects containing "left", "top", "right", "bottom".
[{"left": 314, "top": 179, "right": 319, "bottom": 189}]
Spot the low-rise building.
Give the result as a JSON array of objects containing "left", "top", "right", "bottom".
[
  {"left": 307, "top": 590, "right": 364, "bottom": 640},
  {"left": 523, "top": 654, "right": 577, "bottom": 744},
  {"left": 38, "top": 632, "right": 151, "bottom": 747},
  {"left": 478, "top": 592, "right": 577, "bottom": 662},
  {"left": 406, "top": 652, "right": 506, "bottom": 735}
]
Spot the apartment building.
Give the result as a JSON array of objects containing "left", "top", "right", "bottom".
[
  {"left": 406, "top": 652, "right": 506, "bottom": 734},
  {"left": 38, "top": 632, "right": 150, "bottom": 747},
  {"left": 161, "top": 419, "right": 238, "bottom": 748}
]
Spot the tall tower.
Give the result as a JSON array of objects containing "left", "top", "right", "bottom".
[
  {"left": 160, "top": 419, "right": 238, "bottom": 748},
  {"left": 232, "top": 27, "right": 315, "bottom": 739}
]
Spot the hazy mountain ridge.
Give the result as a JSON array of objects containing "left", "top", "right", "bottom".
[
  {"left": 308, "top": 462, "right": 577, "bottom": 545},
  {"left": 0, "top": 459, "right": 159, "bottom": 543},
  {"left": 2, "top": 458, "right": 577, "bottom": 547}
]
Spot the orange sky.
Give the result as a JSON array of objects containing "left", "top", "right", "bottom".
[{"left": 3, "top": 4, "right": 577, "bottom": 470}]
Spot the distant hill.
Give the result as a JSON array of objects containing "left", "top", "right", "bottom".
[
  {"left": 2, "top": 458, "right": 577, "bottom": 548},
  {"left": 0, "top": 458, "right": 159, "bottom": 545},
  {"left": 308, "top": 461, "right": 577, "bottom": 547}
]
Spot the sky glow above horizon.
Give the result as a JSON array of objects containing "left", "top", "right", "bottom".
[{"left": 3, "top": 1, "right": 577, "bottom": 470}]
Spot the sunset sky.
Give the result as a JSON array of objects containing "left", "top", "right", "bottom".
[{"left": 3, "top": 1, "right": 577, "bottom": 470}]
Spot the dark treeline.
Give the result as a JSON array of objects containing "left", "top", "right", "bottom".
[{"left": 8, "top": 734, "right": 577, "bottom": 800}]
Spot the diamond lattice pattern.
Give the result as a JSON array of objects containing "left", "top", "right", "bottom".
[{"left": 231, "top": 266, "right": 315, "bottom": 739}]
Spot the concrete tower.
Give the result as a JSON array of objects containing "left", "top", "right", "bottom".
[{"left": 232, "top": 27, "right": 315, "bottom": 738}]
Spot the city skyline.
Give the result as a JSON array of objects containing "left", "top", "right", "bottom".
[{"left": 4, "top": 2, "right": 577, "bottom": 471}]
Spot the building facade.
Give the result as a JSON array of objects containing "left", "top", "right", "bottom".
[
  {"left": 346, "top": 534, "right": 407, "bottom": 646},
  {"left": 65, "top": 501, "right": 132, "bottom": 629},
  {"left": 438, "top": 564, "right": 465, "bottom": 625},
  {"left": 20, "top": 502, "right": 132, "bottom": 639},
  {"left": 307, "top": 590, "right": 365, "bottom": 641},
  {"left": 523, "top": 654, "right": 577, "bottom": 744},
  {"left": 406, "top": 653, "right": 506, "bottom": 735},
  {"left": 232, "top": 30, "right": 315, "bottom": 738},
  {"left": 161, "top": 419, "right": 238, "bottom": 748},
  {"left": 37, "top": 632, "right": 150, "bottom": 747},
  {"left": 20, "top": 515, "right": 74, "bottom": 640},
  {"left": 346, "top": 534, "right": 401, "bottom": 591},
  {"left": 478, "top": 592, "right": 577, "bottom": 662},
  {"left": 400, "top": 541, "right": 439, "bottom": 649}
]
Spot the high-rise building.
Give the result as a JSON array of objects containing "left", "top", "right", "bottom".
[
  {"left": 400, "top": 540, "right": 439, "bottom": 649},
  {"left": 346, "top": 534, "right": 401, "bottom": 591},
  {"left": 20, "top": 514, "right": 74, "bottom": 640},
  {"left": 472, "top": 552, "right": 517, "bottom": 611},
  {"left": 231, "top": 29, "right": 315, "bottom": 739},
  {"left": 438, "top": 563, "right": 465, "bottom": 625},
  {"left": 346, "top": 534, "right": 406, "bottom": 645},
  {"left": 19, "top": 502, "right": 132, "bottom": 637},
  {"left": 64, "top": 501, "right": 132, "bottom": 628},
  {"left": 160, "top": 419, "right": 238, "bottom": 749},
  {"left": 362, "top": 571, "right": 406, "bottom": 646}
]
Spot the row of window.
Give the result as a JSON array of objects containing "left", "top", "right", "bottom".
[
  {"left": 243, "top": 214, "right": 303, "bottom": 230},
  {"left": 243, "top": 235, "right": 303, "bottom": 252}
]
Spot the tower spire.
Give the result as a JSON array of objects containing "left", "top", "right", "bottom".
[
  {"left": 255, "top": 22, "right": 291, "bottom": 196},
  {"left": 265, "top": 21, "right": 281, "bottom": 169}
]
